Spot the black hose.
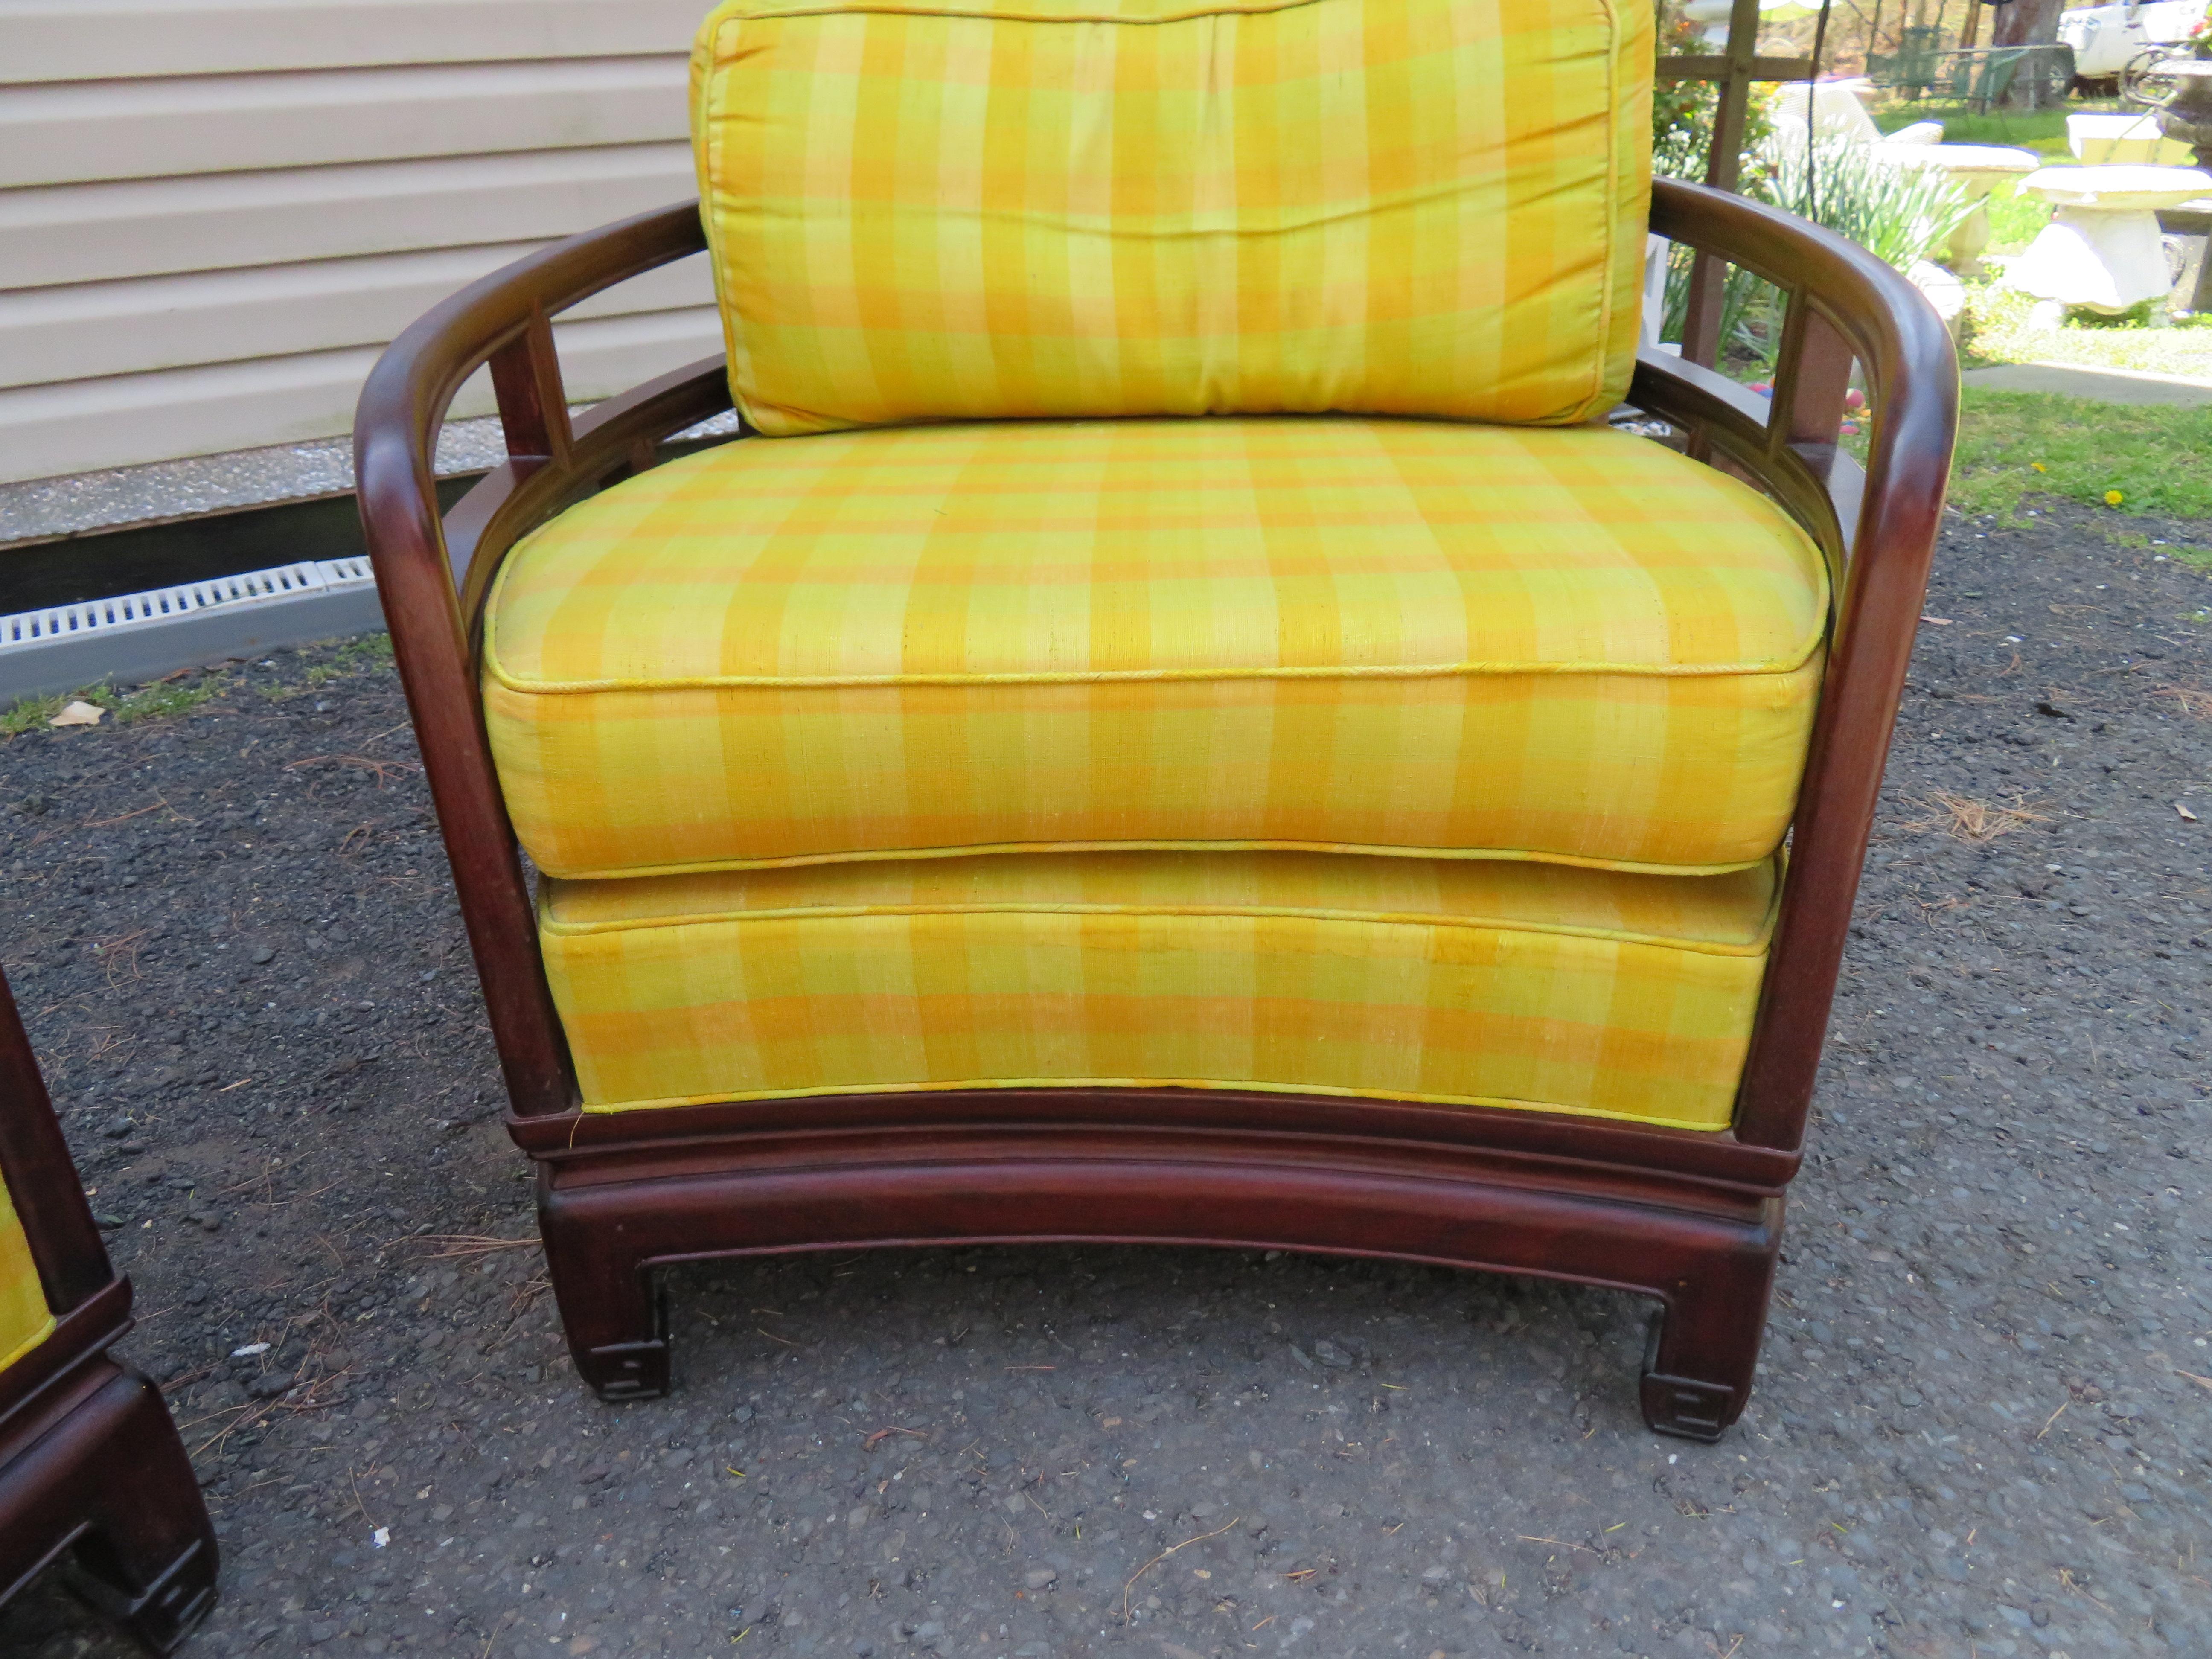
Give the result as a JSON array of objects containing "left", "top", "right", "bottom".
[{"left": 1807, "top": 0, "right": 1836, "bottom": 221}]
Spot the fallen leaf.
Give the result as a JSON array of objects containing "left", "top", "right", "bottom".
[
  {"left": 2177, "top": 1370, "right": 2212, "bottom": 1391},
  {"left": 1920, "top": 616, "right": 1953, "bottom": 626},
  {"left": 47, "top": 700, "right": 104, "bottom": 727},
  {"left": 2179, "top": 803, "right": 2200, "bottom": 823}
]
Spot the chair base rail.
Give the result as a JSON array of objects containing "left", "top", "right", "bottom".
[{"left": 534, "top": 1105, "right": 1784, "bottom": 1441}]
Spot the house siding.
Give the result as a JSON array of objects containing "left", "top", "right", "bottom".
[{"left": 0, "top": 0, "right": 719, "bottom": 487}]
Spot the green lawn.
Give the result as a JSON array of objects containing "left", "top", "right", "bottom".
[
  {"left": 1979, "top": 178, "right": 2052, "bottom": 254},
  {"left": 1870, "top": 102, "right": 2080, "bottom": 156},
  {"left": 1944, "top": 388, "right": 2212, "bottom": 520},
  {"left": 1963, "top": 281, "right": 2212, "bottom": 378}
]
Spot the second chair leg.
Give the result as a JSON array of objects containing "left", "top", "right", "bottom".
[
  {"left": 537, "top": 1175, "right": 671, "bottom": 1402},
  {"left": 1636, "top": 1198, "right": 1784, "bottom": 1441},
  {"left": 0, "top": 1366, "right": 220, "bottom": 1654}
]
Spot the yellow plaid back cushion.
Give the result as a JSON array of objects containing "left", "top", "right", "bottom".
[{"left": 689, "top": 0, "right": 1653, "bottom": 434}]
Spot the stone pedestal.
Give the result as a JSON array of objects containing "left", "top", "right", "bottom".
[{"left": 2008, "top": 166, "right": 2212, "bottom": 313}]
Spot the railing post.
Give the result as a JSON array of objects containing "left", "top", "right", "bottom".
[
  {"left": 487, "top": 305, "right": 572, "bottom": 467},
  {"left": 1770, "top": 300, "right": 1855, "bottom": 450}
]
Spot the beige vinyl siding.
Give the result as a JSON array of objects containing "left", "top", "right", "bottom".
[{"left": 0, "top": 0, "right": 720, "bottom": 487}]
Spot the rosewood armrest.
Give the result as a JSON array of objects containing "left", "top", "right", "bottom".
[
  {"left": 355, "top": 202, "right": 729, "bottom": 1119},
  {"left": 1636, "top": 178, "right": 1959, "bottom": 1151}
]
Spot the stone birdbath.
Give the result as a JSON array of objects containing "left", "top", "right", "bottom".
[{"left": 2006, "top": 163, "right": 2212, "bottom": 314}]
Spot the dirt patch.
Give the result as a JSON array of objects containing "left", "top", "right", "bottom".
[{"left": 0, "top": 502, "right": 2206, "bottom": 1658}]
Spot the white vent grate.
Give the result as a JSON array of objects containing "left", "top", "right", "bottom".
[
  {"left": 0, "top": 557, "right": 384, "bottom": 702},
  {"left": 2, "top": 559, "right": 374, "bottom": 651}
]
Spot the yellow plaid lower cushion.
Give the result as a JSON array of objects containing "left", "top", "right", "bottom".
[
  {"left": 0, "top": 1172, "right": 54, "bottom": 1376},
  {"left": 689, "top": 0, "right": 1652, "bottom": 433},
  {"left": 540, "top": 849, "right": 1778, "bottom": 1129},
  {"left": 486, "top": 417, "right": 1828, "bottom": 880}
]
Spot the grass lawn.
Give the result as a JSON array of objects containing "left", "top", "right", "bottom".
[
  {"left": 1962, "top": 282, "right": 2212, "bottom": 378},
  {"left": 1872, "top": 102, "right": 2081, "bottom": 157},
  {"left": 1979, "top": 178, "right": 2052, "bottom": 254},
  {"left": 1944, "top": 388, "right": 2212, "bottom": 523}
]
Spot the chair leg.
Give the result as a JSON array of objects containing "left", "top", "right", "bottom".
[
  {"left": 2, "top": 1368, "right": 219, "bottom": 1654},
  {"left": 1636, "top": 1201, "right": 1783, "bottom": 1443},
  {"left": 537, "top": 1176, "right": 670, "bottom": 1403}
]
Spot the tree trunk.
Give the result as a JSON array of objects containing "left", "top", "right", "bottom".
[
  {"left": 1989, "top": 0, "right": 2060, "bottom": 50},
  {"left": 1988, "top": 0, "right": 2064, "bottom": 107}
]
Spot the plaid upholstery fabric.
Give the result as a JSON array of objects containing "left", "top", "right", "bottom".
[
  {"left": 485, "top": 417, "right": 1828, "bottom": 879},
  {"left": 540, "top": 849, "right": 1778, "bottom": 1129},
  {"left": 689, "top": 0, "right": 1653, "bottom": 433},
  {"left": 0, "top": 1173, "right": 53, "bottom": 1375}
]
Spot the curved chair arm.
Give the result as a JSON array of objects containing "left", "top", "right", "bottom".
[
  {"left": 354, "top": 202, "right": 725, "bottom": 1118},
  {"left": 1635, "top": 178, "right": 1960, "bottom": 1151}
]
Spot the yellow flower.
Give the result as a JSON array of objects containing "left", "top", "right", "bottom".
[
  {"left": 2030, "top": 462, "right": 2046, "bottom": 472},
  {"left": 2104, "top": 489, "right": 2124, "bottom": 506}
]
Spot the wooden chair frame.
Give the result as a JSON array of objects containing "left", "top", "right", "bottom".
[
  {"left": 0, "top": 967, "right": 217, "bottom": 1650},
  {"left": 353, "top": 179, "right": 1956, "bottom": 1441}
]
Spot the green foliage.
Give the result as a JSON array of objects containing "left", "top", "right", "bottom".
[
  {"left": 1656, "top": 251, "right": 1787, "bottom": 375},
  {"left": 1944, "top": 390, "right": 2212, "bottom": 521},
  {"left": 1651, "top": 9, "right": 1776, "bottom": 183},
  {"left": 1653, "top": 69, "right": 1977, "bottom": 371},
  {"left": 332, "top": 632, "right": 394, "bottom": 666},
  {"left": 1655, "top": 139, "right": 1972, "bottom": 371},
  {"left": 1761, "top": 140, "right": 1979, "bottom": 271}
]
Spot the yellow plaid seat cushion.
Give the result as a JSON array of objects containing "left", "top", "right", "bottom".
[
  {"left": 485, "top": 417, "right": 1828, "bottom": 880},
  {"left": 690, "top": 0, "right": 1653, "bottom": 433},
  {"left": 0, "top": 1172, "right": 54, "bottom": 1375},
  {"left": 540, "top": 849, "right": 1778, "bottom": 1129}
]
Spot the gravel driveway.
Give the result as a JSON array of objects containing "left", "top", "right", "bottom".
[{"left": 0, "top": 501, "right": 2206, "bottom": 1659}]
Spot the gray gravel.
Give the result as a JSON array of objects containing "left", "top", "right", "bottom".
[{"left": 0, "top": 501, "right": 2206, "bottom": 1658}]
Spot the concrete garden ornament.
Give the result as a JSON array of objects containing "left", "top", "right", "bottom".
[
  {"left": 2008, "top": 163, "right": 2212, "bottom": 312},
  {"left": 355, "top": 0, "right": 1957, "bottom": 1442}
]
